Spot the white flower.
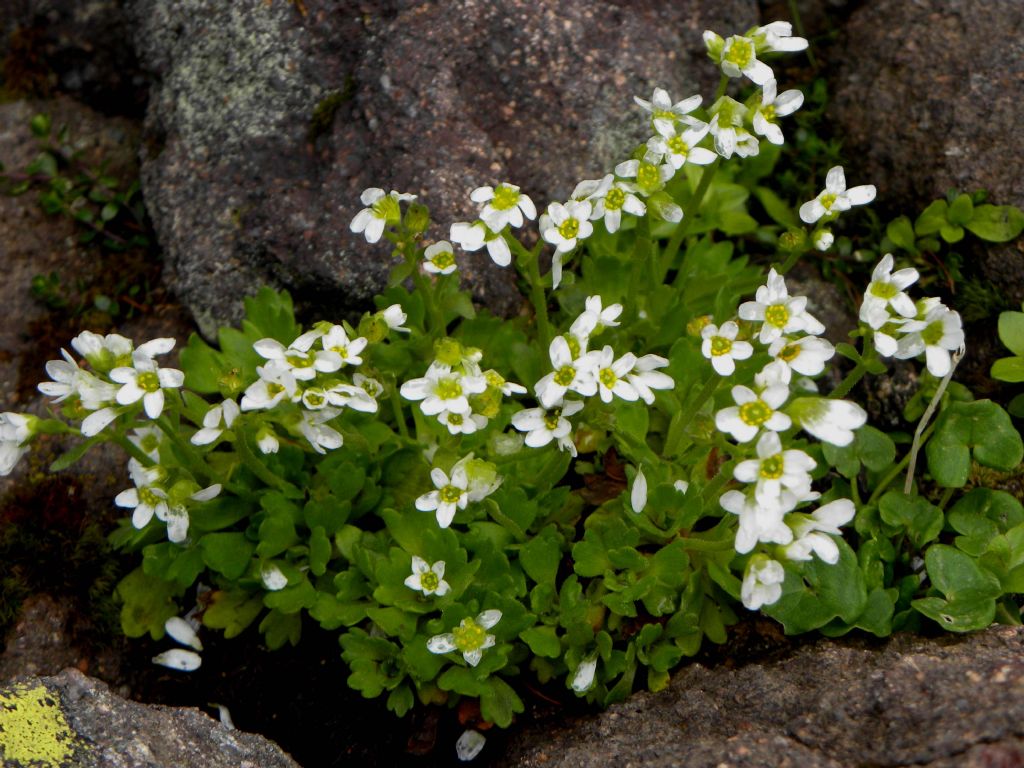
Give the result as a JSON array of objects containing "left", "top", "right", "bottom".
[
  {"left": 860, "top": 254, "right": 920, "bottom": 329},
  {"left": 633, "top": 87, "right": 702, "bottom": 134},
  {"left": 350, "top": 187, "right": 416, "bottom": 244},
  {"left": 261, "top": 563, "right": 288, "bottom": 591},
  {"left": 767, "top": 335, "right": 835, "bottom": 377},
  {"left": 542, "top": 200, "right": 594, "bottom": 255},
  {"left": 438, "top": 409, "right": 489, "bottom": 436},
  {"left": 511, "top": 399, "right": 584, "bottom": 455},
  {"left": 320, "top": 325, "right": 368, "bottom": 368},
  {"left": 720, "top": 489, "right": 795, "bottom": 554},
  {"left": 129, "top": 426, "right": 163, "bottom": 462},
  {"left": 450, "top": 220, "right": 512, "bottom": 268},
  {"left": 895, "top": 303, "right": 965, "bottom": 377},
  {"left": 81, "top": 407, "right": 122, "bottom": 437},
  {"left": 70, "top": 331, "right": 133, "bottom": 371},
  {"left": 738, "top": 268, "right": 825, "bottom": 344},
  {"left": 416, "top": 463, "right": 470, "bottom": 528},
  {"left": 404, "top": 556, "right": 450, "bottom": 597},
  {"left": 630, "top": 467, "right": 648, "bottom": 513},
  {"left": 471, "top": 183, "right": 536, "bottom": 232},
  {"left": 585, "top": 175, "right": 646, "bottom": 234},
  {"left": 256, "top": 426, "right": 279, "bottom": 454},
  {"left": 534, "top": 336, "right": 598, "bottom": 408},
  {"left": 570, "top": 295, "right": 623, "bottom": 342},
  {"left": 483, "top": 369, "right": 527, "bottom": 398},
  {"left": 400, "top": 362, "right": 487, "bottom": 420},
  {"left": 109, "top": 343, "right": 184, "bottom": 419},
  {"left": 165, "top": 616, "right": 203, "bottom": 652},
  {"left": 115, "top": 458, "right": 169, "bottom": 530},
  {"left": 381, "top": 304, "right": 410, "bottom": 333},
  {"left": 253, "top": 329, "right": 333, "bottom": 380},
  {"left": 593, "top": 346, "right": 638, "bottom": 403},
  {"left": 191, "top": 399, "right": 240, "bottom": 445},
  {"left": 799, "top": 166, "right": 876, "bottom": 224},
  {"left": 571, "top": 657, "right": 598, "bottom": 693},
  {"left": 741, "top": 555, "right": 786, "bottom": 610},
  {"left": 297, "top": 408, "right": 343, "bottom": 454},
  {"left": 788, "top": 397, "right": 867, "bottom": 446},
  {"left": 38, "top": 349, "right": 117, "bottom": 408},
  {"left": 705, "top": 32, "right": 774, "bottom": 84},
  {"left": 0, "top": 413, "right": 34, "bottom": 476},
  {"left": 456, "top": 730, "right": 487, "bottom": 762},
  {"left": 240, "top": 362, "right": 300, "bottom": 411},
  {"left": 613, "top": 158, "right": 675, "bottom": 195},
  {"left": 626, "top": 355, "right": 674, "bottom": 405},
  {"left": 750, "top": 21, "right": 808, "bottom": 53},
  {"left": 326, "top": 382, "right": 379, "bottom": 413},
  {"left": 751, "top": 79, "right": 804, "bottom": 145},
  {"left": 812, "top": 229, "right": 833, "bottom": 251},
  {"left": 427, "top": 609, "right": 502, "bottom": 667},
  {"left": 647, "top": 121, "right": 716, "bottom": 170},
  {"left": 424, "top": 241, "right": 457, "bottom": 275},
  {"left": 733, "top": 431, "right": 816, "bottom": 509},
  {"left": 785, "top": 499, "right": 856, "bottom": 564},
  {"left": 707, "top": 97, "right": 759, "bottom": 159},
  {"left": 715, "top": 385, "right": 791, "bottom": 443},
  {"left": 152, "top": 648, "right": 202, "bottom": 672},
  {"left": 701, "top": 321, "right": 754, "bottom": 376}
]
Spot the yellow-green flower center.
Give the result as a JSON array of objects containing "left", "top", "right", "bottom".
[
  {"left": 604, "top": 187, "right": 625, "bottom": 210},
  {"left": 492, "top": 185, "right": 520, "bottom": 211},
  {"left": 439, "top": 484, "right": 463, "bottom": 504},
  {"left": 739, "top": 399, "right": 772, "bottom": 426},
  {"left": 764, "top": 304, "right": 790, "bottom": 329},
  {"left": 446, "top": 412, "right": 464, "bottom": 426},
  {"left": 759, "top": 455, "right": 784, "bottom": 479},
  {"left": 543, "top": 408, "right": 563, "bottom": 431},
  {"left": 724, "top": 37, "right": 754, "bottom": 68},
  {"left": 553, "top": 365, "right": 576, "bottom": 387},
  {"left": 565, "top": 334, "right": 582, "bottom": 359},
  {"left": 921, "top": 320, "right": 945, "bottom": 346},
  {"left": 637, "top": 162, "right": 660, "bottom": 190},
  {"left": 420, "top": 571, "right": 439, "bottom": 592},
  {"left": 137, "top": 371, "right": 161, "bottom": 393},
  {"left": 819, "top": 192, "right": 837, "bottom": 212},
  {"left": 869, "top": 281, "right": 899, "bottom": 300},
  {"left": 558, "top": 218, "right": 580, "bottom": 240},
  {"left": 371, "top": 195, "right": 401, "bottom": 224},
  {"left": 452, "top": 619, "right": 487, "bottom": 652},
  {"left": 305, "top": 390, "right": 326, "bottom": 407},
  {"left": 266, "top": 382, "right": 285, "bottom": 397},
  {"left": 761, "top": 104, "right": 777, "bottom": 122},
  {"left": 710, "top": 336, "right": 733, "bottom": 356},
  {"left": 137, "top": 433, "right": 160, "bottom": 453},
  {"left": 430, "top": 249, "right": 456, "bottom": 270},
  {"left": 139, "top": 487, "right": 162, "bottom": 507},
  {"left": 653, "top": 109, "right": 675, "bottom": 124},
  {"left": 435, "top": 378, "right": 463, "bottom": 400},
  {"left": 779, "top": 343, "right": 801, "bottom": 362},
  {"left": 286, "top": 351, "right": 315, "bottom": 368},
  {"left": 599, "top": 368, "right": 617, "bottom": 389},
  {"left": 667, "top": 136, "right": 690, "bottom": 156}
]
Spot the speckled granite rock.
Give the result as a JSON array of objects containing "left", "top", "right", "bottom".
[
  {"left": 131, "top": 0, "right": 759, "bottom": 336},
  {"left": 830, "top": 0, "right": 1024, "bottom": 306},
  {"left": 500, "top": 626, "right": 1024, "bottom": 768},
  {"left": 0, "top": 668, "right": 300, "bottom": 767}
]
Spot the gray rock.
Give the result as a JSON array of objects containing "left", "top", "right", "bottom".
[
  {"left": 132, "top": 0, "right": 759, "bottom": 336},
  {"left": 0, "top": 668, "right": 300, "bottom": 767},
  {"left": 500, "top": 626, "right": 1024, "bottom": 767},
  {"left": 830, "top": 0, "right": 1024, "bottom": 304}
]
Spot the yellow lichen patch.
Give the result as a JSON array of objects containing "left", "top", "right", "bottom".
[{"left": 0, "top": 683, "right": 77, "bottom": 767}]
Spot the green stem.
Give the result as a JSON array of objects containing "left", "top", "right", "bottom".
[
  {"left": 235, "top": 425, "right": 292, "bottom": 492},
  {"left": 786, "top": 0, "right": 817, "bottom": 68},
  {"left": 411, "top": 268, "right": 445, "bottom": 337},
  {"left": 678, "top": 536, "right": 734, "bottom": 553},
  {"left": 155, "top": 415, "right": 216, "bottom": 483},
  {"left": 866, "top": 423, "right": 937, "bottom": 505},
  {"left": 658, "top": 159, "right": 719, "bottom": 283},
  {"left": 904, "top": 349, "right": 963, "bottom": 495},
  {"left": 665, "top": 375, "right": 722, "bottom": 457},
  {"left": 701, "top": 468, "right": 731, "bottom": 503},
  {"left": 109, "top": 433, "right": 157, "bottom": 467},
  {"left": 509, "top": 234, "right": 551, "bottom": 351},
  {"left": 389, "top": 389, "right": 410, "bottom": 440},
  {"left": 829, "top": 361, "right": 867, "bottom": 400},
  {"left": 937, "top": 487, "right": 955, "bottom": 510},
  {"left": 715, "top": 73, "right": 729, "bottom": 101},
  {"left": 774, "top": 244, "right": 808, "bottom": 276}
]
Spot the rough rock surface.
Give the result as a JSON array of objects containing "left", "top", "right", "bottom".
[
  {"left": 0, "top": 668, "right": 300, "bottom": 767},
  {"left": 500, "top": 626, "right": 1024, "bottom": 768},
  {"left": 132, "top": 0, "right": 758, "bottom": 335},
  {"left": 831, "top": 0, "right": 1024, "bottom": 304},
  {"left": 0, "top": 0, "right": 147, "bottom": 115}
]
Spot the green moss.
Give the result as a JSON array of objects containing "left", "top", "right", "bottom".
[
  {"left": 308, "top": 83, "right": 352, "bottom": 143},
  {"left": 0, "top": 683, "right": 78, "bottom": 767}
]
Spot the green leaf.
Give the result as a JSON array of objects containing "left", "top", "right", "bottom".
[
  {"left": 912, "top": 596, "right": 995, "bottom": 632},
  {"left": 753, "top": 186, "right": 799, "bottom": 228},
  {"left": 259, "top": 609, "right": 302, "bottom": 650},
  {"left": 998, "top": 310, "right": 1024, "bottom": 357},
  {"left": 939, "top": 223, "right": 964, "bottom": 243},
  {"left": 926, "top": 400, "right": 1024, "bottom": 487},
  {"left": 50, "top": 437, "right": 103, "bottom": 471},
  {"left": 965, "top": 204, "right": 1024, "bottom": 242},
  {"left": 947, "top": 193, "right": 975, "bottom": 226},
  {"left": 519, "top": 625, "right": 561, "bottom": 658},
  {"left": 991, "top": 357, "right": 1024, "bottom": 383},
  {"left": 116, "top": 567, "right": 180, "bottom": 639},
  {"left": 180, "top": 333, "right": 226, "bottom": 394},
  {"left": 878, "top": 491, "right": 943, "bottom": 549},
  {"left": 243, "top": 287, "right": 301, "bottom": 342},
  {"left": 309, "top": 526, "right": 332, "bottom": 576},
  {"left": 886, "top": 216, "right": 917, "bottom": 252},
  {"left": 203, "top": 589, "right": 263, "bottom": 638},
  {"left": 914, "top": 199, "right": 948, "bottom": 235},
  {"left": 200, "top": 532, "right": 255, "bottom": 580},
  {"left": 924, "top": 544, "right": 1001, "bottom": 601},
  {"left": 520, "top": 527, "right": 562, "bottom": 586},
  {"left": 479, "top": 677, "right": 524, "bottom": 728},
  {"left": 856, "top": 426, "right": 896, "bottom": 472}
]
